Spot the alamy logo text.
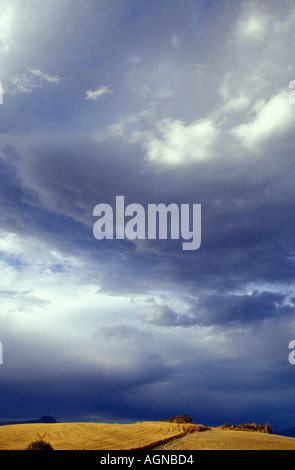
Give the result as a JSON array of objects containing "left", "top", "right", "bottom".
[{"left": 93, "top": 196, "right": 201, "bottom": 251}]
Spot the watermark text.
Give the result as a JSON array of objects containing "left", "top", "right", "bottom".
[
  {"left": 93, "top": 196, "right": 201, "bottom": 251},
  {"left": 288, "top": 340, "right": 295, "bottom": 364},
  {"left": 289, "top": 80, "right": 295, "bottom": 104}
]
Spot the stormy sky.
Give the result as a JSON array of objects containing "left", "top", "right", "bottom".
[{"left": 1, "top": 0, "right": 295, "bottom": 430}]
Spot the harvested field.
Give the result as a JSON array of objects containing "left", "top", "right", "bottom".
[
  {"left": 1, "top": 421, "right": 295, "bottom": 451},
  {"left": 0, "top": 421, "right": 189, "bottom": 450},
  {"left": 155, "top": 428, "right": 295, "bottom": 450}
]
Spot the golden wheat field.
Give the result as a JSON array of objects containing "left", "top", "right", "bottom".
[
  {"left": 1, "top": 422, "right": 295, "bottom": 450},
  {"left": 0, "top": 421, "right": 188, "bottom": 450},
  {"left": 155, "top": 428, "right": 295, "bottom": 451}
]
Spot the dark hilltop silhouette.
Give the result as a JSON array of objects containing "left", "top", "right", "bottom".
[{"left": 0, "top": 416, "right": 58, "bottom": 426}]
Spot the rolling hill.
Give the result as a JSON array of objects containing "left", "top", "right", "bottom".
[{"left": 0, "top": 421, "right": 295, "bottom": 450}]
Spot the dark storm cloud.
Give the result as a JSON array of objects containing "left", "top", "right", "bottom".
[
  {"left": 138, "top": 290, "right": 295, "bottom": 329},
  {"left": 0, "top": 331, "right": 180, "bottom": 421},
  {"left": 191, "top": 290, "right": 294, "bottom": 327},
  {"left": 2, "top": 125, "right": 295, "bottom": 307}
]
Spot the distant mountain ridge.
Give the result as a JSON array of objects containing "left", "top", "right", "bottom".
[{"left": 0, "top": 416, "right": 58, "bottom": 426}]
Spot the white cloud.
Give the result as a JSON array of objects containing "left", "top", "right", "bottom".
[
  {"left": 236, "top": 13, "right": 272, "bottom": 43},
  {"left": 216, "top": 69, "right": 270, "bottom": 124},
  {"left": 231, "top": 2, "right": 295, "bottom": 44},
  {"left": 231, "top": 1, "right": 274, "bottom": 43},
  {"left": 84, "top": 85, "right": 113, "bottom": 101},
  {"left": 219, "top": 73, "right": 252, "bottom": 112},
  {"left": 141, "top": 304, "right": 179, "bottom": 326},
  {"left": 144, "top": 117, "right": 219, "bottom": 165},
  {"left": 223, "top": 94, "right": 251, "bottom": 113},
  {"left": 7, "top": 68, "right": 60, "bottom": 95},
  {"left": 0, "top": 3, "right": 16, "bottom": 53},
  {"left": 28, "top": 68, "right": 60, "bottom": 84},
  {"left": 231, "top": 90, "right": 295, "bottom": 152}
]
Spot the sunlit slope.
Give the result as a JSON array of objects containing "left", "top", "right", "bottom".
[
  {"left": 155, "top": 428, "right": 295, "bottom": 451},
  {"left": 1, "top": 422, "right": 295, "bottom": 450},
  {"left": 0, "top": 421, "right": 187, "bottom": 450}
]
